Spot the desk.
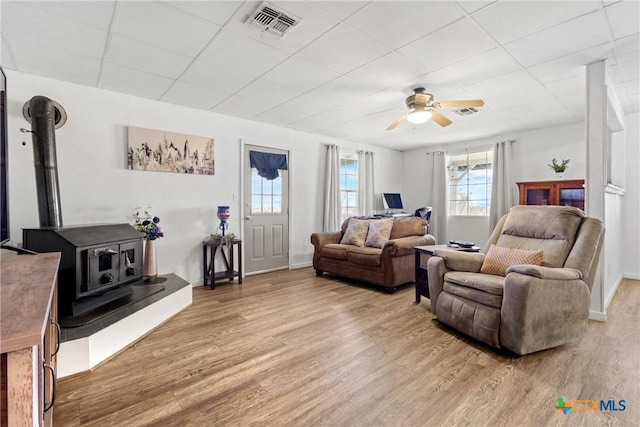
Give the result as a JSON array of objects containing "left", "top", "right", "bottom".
[
  {"left": 202, "top": 238, "right": 242, "bottom": 289},
  {"left": 414, "top": 244, "right": 480, "bottom": 303}
]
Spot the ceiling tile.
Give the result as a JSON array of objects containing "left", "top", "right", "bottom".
[
  {"left": 197, "top": 29, "right": 289, "bottom": 74},
  {"left": 463, "top": 70, "right": 544, "bottom": 99},
  {"left": 161, "top": 80, "right": 231, "bottom": 110},
  {"left": 1, "top": 39, "right": 17, "bottom": 70},
  {"left": 235, "top": 78, "right": 302, "bottom": 109},
  {"left": 2, "top": 2, "right": 108, "bottom": 59},
  {"left": 179, "top": 58, "right": 260, "bottom": 94},
  {"left": 347, "top": 1, "right": 464, "bottom": 49},
  {"left": 544, "top": 74, "right": 585, "bottom": 98},
  {"left": 398, "top": 17, "right": 497, "bottom": 72},
  {"left": 484, "top": 86, "right": 554, "bottom": 110},
  {"left": 99, "top": 62, "right": 174, "bottom": 100},
  {"left": 457, "top": 1, "right": 496, "bottom": 14},
  {"left": 347, "top": 52, "right": 428, "bottom": 90},
  {"left": 295, "top": 23, "right": 391, "bottom": 74},
  {"left": 6, "top": 35, "right": 101, "bottom": 86},
  {"left": 113, "top": 2, "right": 220, "bottom": 57},
  {"left": 472, "top": 1, "right": 600, "bottom": 44},
  {"left": 261, "top": 57, "right": 339, "bottom": 92},
  {"left": 105, "top": 34, "right": 194, "bottom": 79},
  {"left": 605, "top": 0, "right": 640, "bottom": 40},
  {"left": 212, "top": 94, "right": 275, "bottom": 119},
  {"left": 504, "top": 11, "right": 612, "bottom": 67},
  {"left": 424, "top": 48, "right": 521, "bottom": 87},
  {"left": 526, "top": 43, "right": 614, "bottom": 83},
  {"left": 292, "top": 76, "right": 379, "bottom": 115},
  {"left": 164, "top": 1, "right": 242, "bottom": 26},
  {"left": 25, "top": 1, "right": 116, "bottom": 30},
  {"left": 312, "top": 1, "right": 369, "bottom": 20},
  {"left": 613, "top": 34, "right": 640, "bottom": 64}
]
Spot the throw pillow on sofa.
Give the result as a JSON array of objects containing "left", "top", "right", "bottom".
[
  {"left": 365, "top": 218, "right": 394, "bottom": 248},
  {"left": 480, "top": 244, "right": 544, "bottom": 276},
  {"left": 340, "top": 218, "right": 370, "bottom": 247}
]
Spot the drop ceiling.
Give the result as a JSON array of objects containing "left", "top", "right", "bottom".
[{"left": 1, "top": 1, "right": 638, "bottom": 151}]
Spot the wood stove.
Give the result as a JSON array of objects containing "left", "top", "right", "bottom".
[{"left": 23, "top": 224, "right": 143, "bottom": 317}]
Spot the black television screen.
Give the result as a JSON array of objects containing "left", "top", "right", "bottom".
[
  {"left": 383, "top": 193, "right": 403, "bottom": 210},
  {"left": 1, "top": 66, "right": 8, "bottom": 244}
]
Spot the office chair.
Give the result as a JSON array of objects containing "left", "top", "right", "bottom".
[{"left": 414, "top": 207, "right": 432, "bottom": 234}]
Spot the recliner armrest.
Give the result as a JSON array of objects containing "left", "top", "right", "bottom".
[
  {"left": 506, "top": 265, "right": 583, "bottom": 280},
  {"left": 433, "top": 249, "right": 485, "bottom": 272}
]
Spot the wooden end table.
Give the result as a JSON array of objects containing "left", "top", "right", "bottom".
[
  {"left": 202, "top": 238, "right": 243, "bottom": 289},
  {"left": 414, "top": 244, "right": 480, "bottom": 303}
]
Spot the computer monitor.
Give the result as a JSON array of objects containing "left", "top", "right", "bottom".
[{"left": 382, "top": 193, "right": 403, "bottom": 210}]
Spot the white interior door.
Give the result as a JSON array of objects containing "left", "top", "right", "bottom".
[{"left": 243, "top": 145, "right": 289, "bottom": 274}]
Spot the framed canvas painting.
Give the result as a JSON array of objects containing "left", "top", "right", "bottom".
[{"left": 127, "top": 126, "right": 215, "bottom": 175}]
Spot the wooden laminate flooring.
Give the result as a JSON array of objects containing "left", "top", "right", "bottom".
[{"left": 55, "top": 269, "right": 640, "bottom": 426}]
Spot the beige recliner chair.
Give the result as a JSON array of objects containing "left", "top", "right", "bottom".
[{"left": 428, "top": 205, "right": 604, "bottom": 355}]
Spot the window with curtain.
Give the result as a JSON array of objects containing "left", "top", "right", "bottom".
[
  {"left": 448, "top": 150, "right": 493, "bottom": 216},
  {"left": 340, "top": 156, "right": 358, "bottom": 221},
  {"left": 251, "top": 169, "right": 282, "bottom": 214}
]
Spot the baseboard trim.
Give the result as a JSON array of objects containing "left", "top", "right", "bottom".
[
  {"left": 291, "top": 261, "right": 312, "bottom": 269},
  {"left": 623, "top": 273, "right": 640, "bottom": 280},
  {"left": 589, "top": 310, "right": 606, "bottom": 322},
  {"left": 604, "top": 274, "right": 624, "bottom": 310}
]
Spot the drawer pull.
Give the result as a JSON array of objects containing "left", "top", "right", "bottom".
[
  {"left": 52, "top": 321, "right": 61, "bottom": 356},
  {"left": 43, "top": 362, "right": 56, "bottom": 412}
]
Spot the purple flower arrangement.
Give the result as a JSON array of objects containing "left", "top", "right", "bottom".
[{"left": 133, "top": 209, "right": 165, "bottom": 240}]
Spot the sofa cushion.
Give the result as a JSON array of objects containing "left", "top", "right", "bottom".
[
  {"left": 340, "top": 218, "right": 370, "bottom": 247},
  {"left": 321, "top": 244, "right": 350, "bottom": 260},
  {"left": 480, "top": 245, "right": 543, "bottom": 277},
  {"left": 389, "top": 217, "right": 426, "bottom": 239},
  {"left": 346, "top": 246, "right": 382, "bottom": 267},
  {"left": 365, "top": 218, "right": 394, "bottom": 248},
  {"left": 443, "top": 272, "right": 504, "bottom": 309}
]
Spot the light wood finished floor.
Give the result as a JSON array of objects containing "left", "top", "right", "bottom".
[{"left": 55, "top": 270, "right": 639, "bottom": 426}]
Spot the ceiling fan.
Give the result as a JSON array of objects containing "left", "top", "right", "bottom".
[{"left": 384, "top": 87, "right": 484, "bottom": 131}]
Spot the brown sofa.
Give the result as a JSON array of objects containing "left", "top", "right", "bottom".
[
  {"left": 311, "top": 216, "right": 436, "bottom": 291},
  {"left": 428, "top": 205, "right": 604, "bottom": 355}
]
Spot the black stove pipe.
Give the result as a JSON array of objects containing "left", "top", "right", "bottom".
[{"left": 28, "top": 96, "right": 63, "bottom": 228}]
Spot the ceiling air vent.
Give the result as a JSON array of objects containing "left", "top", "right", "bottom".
[
  {"left": 453, "top": 107, "right": 481, "bottom": 116},
  {"left": 246, "top": 2, "right": 300, "bottom": 37}
]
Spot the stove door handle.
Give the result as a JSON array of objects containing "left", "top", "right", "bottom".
[{"left": 92, "top": 247, "right": 117, "bottom": 257}]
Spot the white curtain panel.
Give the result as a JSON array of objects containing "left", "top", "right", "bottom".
[
  {"left": 323, "top": 144, "right": 341, "bottom": 231},
  {"left": 426, "top": 151, "right": 448, "bottom": 243},
  {"left": 357, "top": 150, "right": 375, "bottom": 216},
  {"left": 489, "top": 140, "right": 516, "bottom": 230}
]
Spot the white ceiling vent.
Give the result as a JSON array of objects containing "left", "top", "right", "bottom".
[
  {"left": 246, "top": 2, "right": 300, "bottom": 37},
  {"left": 453, "top": 107, "right": 481, "bottom": 116}
]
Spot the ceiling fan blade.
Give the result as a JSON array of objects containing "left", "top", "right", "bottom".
[
  {"left": 386, "top": 115, "right": 407, "bottom": 131},
  {"left": 431, "top": 110, "right": 452, "bottom": 127},
  {"left": 436, "top": 99, "right": 485, "bottom": 108}
]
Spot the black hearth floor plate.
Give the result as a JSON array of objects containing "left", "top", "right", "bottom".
[{"left": 59, "top": 284, "right": 165, "bottom": 328}]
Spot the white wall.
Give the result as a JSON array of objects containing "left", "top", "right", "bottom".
[
  {"left": 622, "top": 112, "right": 640, "bottom": 279},
  {"left": 6, "top": 70, "right": 402, "bottom": 283},
  {"left": 402, "top": 121, "right": 586, "bottom": 245}
]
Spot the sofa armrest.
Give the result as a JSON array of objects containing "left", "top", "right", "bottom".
[
  {"left": 433, "top": 249, "right": 485, "bottom": 272},
  {"left": 310, "top": 231, "right": 342, "bottom": 248},
  {"left": 500, "top": 272, "right": 590, "bottom": 355},
  {"left": 506, "top": 265, "right": 583, "bottom": 280},
  {"left": 384, "top": 234, "right": 436, "bottom": 257}
]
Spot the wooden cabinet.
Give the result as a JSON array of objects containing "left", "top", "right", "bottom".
[
  {"left": 517, "top": 179, "right": 585, "bottom": 210},
  {"left": 1, "top": 252, "right": 60, "bottom": 427}
]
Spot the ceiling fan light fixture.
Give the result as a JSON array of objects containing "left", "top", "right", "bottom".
[{"left": 407, "top": 107, "right": 432, "bottom": 124}]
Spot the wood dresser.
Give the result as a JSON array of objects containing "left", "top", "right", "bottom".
[{"left": 1, "top": 252, "right": 60, "bottom": 427}]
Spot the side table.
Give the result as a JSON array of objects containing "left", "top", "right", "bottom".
[
  {"left": 414, "top": 244, "right": 480, "bottom": 303},
  {"left": 202, "top": 238, "right": 243, "bottom": 289}
]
